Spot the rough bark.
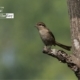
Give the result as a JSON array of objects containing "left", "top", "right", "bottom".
[
  {"left": 42, "top": 0, "right": 80, "bottom": 80},
  {"left": 67, "top": 0, "right": 80, "bottom": 79},
  {"left": 67, "top": 0, "right": 80, "bottom": 58}
]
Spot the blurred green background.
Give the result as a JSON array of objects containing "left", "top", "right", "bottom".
[{"left": 0, "top": 0, "right": 77, "bottom": 80}]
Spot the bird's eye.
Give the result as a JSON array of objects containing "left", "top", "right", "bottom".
[{"left": 39, "top": 24, "right": 42, "bottom": 26}]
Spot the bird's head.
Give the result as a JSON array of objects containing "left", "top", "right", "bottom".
[{"left": 35, "top": 22, "right": 46, "bottom": 30}]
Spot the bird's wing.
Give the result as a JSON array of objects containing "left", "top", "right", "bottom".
[{"left": 47, "top": 28, "right": 55, "bottom": 39}]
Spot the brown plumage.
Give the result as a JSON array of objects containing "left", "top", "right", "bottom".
[{"left": 35, "top": 22, "right": 71, "bottom": 51}]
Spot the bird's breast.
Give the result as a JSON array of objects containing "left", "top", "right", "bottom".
[
  {"left": 39, "top": 29, "right": 55, "bottom": 46},
  {"left": 39, "top": 29, "right": 48, "bottom": 39}
]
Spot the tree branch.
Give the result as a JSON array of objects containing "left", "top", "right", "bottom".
[{"left": 43, "top": 46, "right": 80, "bottom": 79}]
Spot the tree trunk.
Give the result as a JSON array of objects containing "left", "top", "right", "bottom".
[
  {"left": 67, "top": 0, "right": 80, "bottom": 58},
  {"left": 67, "top": 0, "right": 80, "bottom": 79}
]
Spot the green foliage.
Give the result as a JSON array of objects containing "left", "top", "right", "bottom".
[{"left": 0, "top": 0, "right": 77, "bottom": 80}]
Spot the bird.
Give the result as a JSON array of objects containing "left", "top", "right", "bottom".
[{"left": 35, "top": 22, "right": 71, "bottom": 51}]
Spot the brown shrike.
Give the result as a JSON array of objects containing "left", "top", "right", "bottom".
[{"left": 35, "top": 22, "right": 71, "bottom": 51}]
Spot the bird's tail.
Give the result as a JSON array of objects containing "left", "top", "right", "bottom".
[{"left": 56, "top": 41, "right": 71, "bottom": 51}]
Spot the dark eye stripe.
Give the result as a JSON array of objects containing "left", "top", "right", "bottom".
[
  {"left": 37, "top": 22, "right": 46, "bottom": 27},
  {"left": 39, "top": 24, "right": 42, "bottom": 25}
]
